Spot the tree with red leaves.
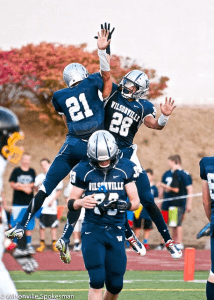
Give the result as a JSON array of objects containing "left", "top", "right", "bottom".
[{"left": 0, "top": 42, "right": 168, "bottom": 127}]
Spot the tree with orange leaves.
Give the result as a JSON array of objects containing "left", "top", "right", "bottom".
[{"left": 0, "top": 42, "right": 168, "bottom": 127}]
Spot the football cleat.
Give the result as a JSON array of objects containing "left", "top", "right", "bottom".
[
  {"left": 165, "top": 239, "right": 182, "bottom": 260},
  {"left": 127, "top": 232, "right": 146, "bottom": 256},
  {"left": 196, "top": 223, "right": 210, "bottom": 239},
  {"left": 55, "top": 238, "right": 71, "bottom": 264},
  {"left": 5, "top": 223, "right": 25, "bottom": 240}
]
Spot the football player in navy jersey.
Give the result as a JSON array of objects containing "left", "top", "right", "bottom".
[
  {"left": 199, "top": 156, "right": 214, "bottom": 299},
  {"left": 102, "top": 55, "right": 182, "bottom": 259},
  {"left": 64, "top": 130, "right": 140, "bottom": 300},
  {"left": 5, "top": 26, "right": 113, "bottom": 240},
  {"left": 55, "top": 24, "right": 182, "bottom": 261}
]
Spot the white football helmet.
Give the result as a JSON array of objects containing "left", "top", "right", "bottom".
[
  {"left": 63, "top": 63, "right": 89, "bottom": 87},
  {"left": 87, "top": 130, "right": 120, "bottom": 171},
  {"left": 120, "top": 70, "right": 149, "bottom": 100}
]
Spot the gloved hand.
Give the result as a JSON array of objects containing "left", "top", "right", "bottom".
[
  {"left": 94, "top": 23, "right": 115, "bottom": 55},
  {"left": 97, "top": 192, "right": 117, "bottom": 216}
]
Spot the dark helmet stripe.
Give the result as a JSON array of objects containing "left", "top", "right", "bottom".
[{"left": 103, "top": 133, "right": 111, "bottom": 158}]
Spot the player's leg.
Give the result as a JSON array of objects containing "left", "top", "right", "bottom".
[
  {"left": 137, "top": 171, "right": 182, "bottom": 259},
  {"left": 5, "top": 142, "right": 79, "bottom": 239},
  {"left": 206, "top": 224, "right": 214, "bottom": 299},
  {"left": 82, "top": 225, "right": 106, "bottom": 300},
  {"left": 124, "top": 214, "right": 146, "bottom": 256},
  {"left": 56, "top": 210, "right": 81, "bottom": 263},
  {"left": 143, "top": 218, "right": 153, "bottom": 250},
  {"left": 104, "top": 227, "right": 127, "bottom": 300}
]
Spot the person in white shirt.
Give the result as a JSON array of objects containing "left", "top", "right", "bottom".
[{"left": 35, "top": 158, "right": 63, "bottom": 252}]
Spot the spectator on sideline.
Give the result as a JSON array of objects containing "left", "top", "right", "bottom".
[
  {"left": 133, "top": 168, "right": 159, "bottom": 250},
  {"left": 157, "top": 155, "right": 193, "bottom": 250},
  {"left": 35, "top": 158, "right": 63, "bottom": 252},
  {"left": 9, "top": 152, "right": 36, "bottom": 254}
]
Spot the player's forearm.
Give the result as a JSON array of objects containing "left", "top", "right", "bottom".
[
  {"left": 73, "top": 199, "right": 83, "bottom": 210},
  {"left": 129, "top": 198, "right": 140, "bottom": 211}
]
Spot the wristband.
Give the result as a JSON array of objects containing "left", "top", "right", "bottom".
[
  {"left": 67, "top": 199, "right": 76, "bottom": 211},
  {"left": 98, "top": 49, "right": 110, "bottom": 71},
  {"left": 126, "top": 201, "right": 132, "bottom": 210},
  {"left": 158, "top": 114, "right": 169, "bottom": 126}
]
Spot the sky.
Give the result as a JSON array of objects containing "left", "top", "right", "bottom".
[{"left": 1, "top": 0, "right": 214, "bottom": 105}]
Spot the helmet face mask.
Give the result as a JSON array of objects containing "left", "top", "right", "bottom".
[
  {"left": 87, "top": 130, "right": 120, "bottom": 172},
  {"left": 63, "top": 63, "right": 89, "bottom": 87},
  {"left": 120, "top": 70, "right": 149, "bottom": 100}
]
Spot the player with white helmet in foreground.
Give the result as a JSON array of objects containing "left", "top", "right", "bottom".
[{"left": 64, "top": 130, "right": 140, "bottom": 300}]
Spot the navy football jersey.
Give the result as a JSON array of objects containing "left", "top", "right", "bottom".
[
  {"left": 70, "top": 158, "right": 139, "bottom": 226},
  {"left": 52, "top": 73, "right": 104, "bottom": 140},
  {"left": 200, "top": 157, "right": 214, "bottom": 213},
  {"left": 104, "top": 83, "right": 156, "bottom": 148}
]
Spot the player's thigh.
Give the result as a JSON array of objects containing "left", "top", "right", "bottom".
[
  {"left": 43, "top": 141, "right": 86, "bottom": 194},
  {"left": 81, "top": 227, "right": 106, "bottom": 271},
  {"left": 105, "top": 228, "right": 127, "bottom": 278},
  {"left": 136, "top": 171, "right": 155, "bottom": 207}
]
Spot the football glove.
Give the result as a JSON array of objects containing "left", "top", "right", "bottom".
[
  {"left": 97, "top": 192, "right": 117, "bottom": 216},
  {"left": 94, "top": 22, "right": 115, "bottom": 55},
  {"left": 117, "top": 199, "right": 132, "bottom": 212}
]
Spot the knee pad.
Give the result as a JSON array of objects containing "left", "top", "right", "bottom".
[
  {"left": 106, "top": 280, "right": 123, "bottom": 295},
  {"left": 89, "top": 270, "right": 105, "bottom": 289}
]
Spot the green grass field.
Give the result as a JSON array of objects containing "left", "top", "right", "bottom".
[{"left": 10, "top": 270, "right": 208, "bottom": 300}]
